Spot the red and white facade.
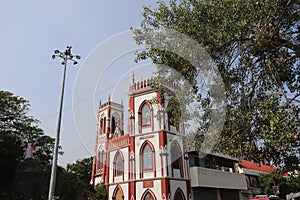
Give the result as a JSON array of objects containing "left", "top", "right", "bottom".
[{"left": 91, "top": 78, "right": 191, "bottom": 200}]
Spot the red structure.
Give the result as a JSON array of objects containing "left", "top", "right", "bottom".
[{"left": 91, "top": 77, "right": 190, "bottom": 200}]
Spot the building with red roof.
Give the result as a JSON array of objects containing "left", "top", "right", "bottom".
[{"left": 237, "top": 160, "right": 289, "bottom": 200}]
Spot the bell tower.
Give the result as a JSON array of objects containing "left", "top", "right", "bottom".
[
  {"left": 91, "top": 96, "right": 124, "bottom": 186},
  {"left": 91, "top": 75, "right": 191, "bottom": 200}
]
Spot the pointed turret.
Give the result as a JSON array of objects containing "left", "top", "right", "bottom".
[{"left": 132, "top": 71, "right": 135, "bottom": 84}]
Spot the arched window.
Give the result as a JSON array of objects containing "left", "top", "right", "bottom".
[
  {"left": 114, "top": 151, "right": 123, "bottom": 177},
  {"left": 112, "top": 112, "right": 121, "bottom": 134},
  {"left": 97, "top": 150, "right": 102, "bottom": 170},
  {"left": 168, "top": 111, "right": 175, "bottom": 126},
  {"left": 167, "top": 101, "right": 179, "bottom": 132},
  {"left": 96, "top": 149, "right": 106, "bottom": 173},
  {"left": 112, "top": 186, "right": 124, "bottom": 200},
  {"left": 171, "top": 141, "right": 183, "bottom": 178},
  {"left": 112, "top": 116, "right": 116, "bottom": 134},
  {"left": 138, "top": 101, "right": 153, "bottom": 133},
  {"left": 142, "top": 190, "right": 156, "bottom": 200},
  {"left": 140, "top": 141, "right": 155, "bottom": 177},
  {"left": 143, "top": 144, "right": 153, "bottom": 170},
  {"left": 142, "top": 103, "right": 151, "bottom": 126},
  {"left": 174, "top": 188, "right": 185, "bottom": 200},
  {"left": 100, "top": 114, "right": 106, "bottom": 134}
]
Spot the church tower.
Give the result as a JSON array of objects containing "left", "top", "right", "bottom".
[
  {"left": 91, "top": 96, "right": 124, "bottom": 185},
  {"left": 91, "top": 77, "right": 191, "bottom": 200}
]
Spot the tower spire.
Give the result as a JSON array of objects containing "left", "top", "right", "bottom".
[{"left": 132, "top": 71, "right": 135, "bottom": 84}]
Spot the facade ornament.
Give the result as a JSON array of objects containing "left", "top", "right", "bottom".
[
  {"left": 130, "top": 151, "right": 135, "bottom": 161},
  {"left": 160, "top": 145, "right": 169, "bottom": 157}
]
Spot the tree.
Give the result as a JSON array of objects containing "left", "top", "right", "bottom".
[
  {"left": 0, "top": 90, "right": 57, "bottom": 197},
  {"left": 95, "top": 184, "right": 107, "bottom": 200},
  {"left": 259, "top": 172, "right": 300, "bottom": 198},
  {"left": 0, "top": 130, "right": 23, "bottom": 195},
  {"left": 11, "top": 158, "right": 97, "bottom": 200},
  {"left": 60, "top": 157, "right": 97, "bottom": 200},
  {"left": 68, "top": 157, "right": 94, "bottom": 185},
  {"left": 259, "top": 172, "right": 286, "bottom": 196},
  {"left": 0, "top": 91, "right": 58, "bottom": 163},
  {"left": 55, "top": 166, "right": 87, "bottom": 200},
  {"left": 133, "top": 0, "right": 300, "bottom": 170}
]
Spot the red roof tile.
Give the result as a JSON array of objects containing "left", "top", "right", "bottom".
[
  {"left": 239, "top": 160, "right": 277, "bottom": 173},
  {"left": 239, "top": 160, "right": 289, "bottom": 177}
]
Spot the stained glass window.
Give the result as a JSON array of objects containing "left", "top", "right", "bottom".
[
  {"left": 142, "top": 104, "right": 151, "bottom": 126},
  {"left": 143, "top": 144, "right": 153, "bottom": 170},
  {"left": 115, "top": 152, "right": 123, "bottom": 176}
]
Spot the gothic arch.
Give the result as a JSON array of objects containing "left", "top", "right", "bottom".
[
  {"left": 113, "top": 151, "right": 124, "bottom": 180},
  {"left": 96, "top": 145, "right": 104, "bottom": 171},
  {"left": 138, "top": 101, "right": 153, "bottom": 132},
  {"left": 166, "top": 102, "right": 179, "bottom": 131},
  {"left": 141, "top": 189, "right": 157, "bottom": 200},
  {"left": 170, "top": 141, "right": 183, "bottom": 178},
  {"left": 111, "top": 111, "right": 121, "bottom": 135},
  {"left": 140, "top": 141, "right": 156, "bottom": 177},
  {"left": 112, "top": 185, "right": 124, "bottom": 200},
  {"left": 174, "top": 188, "right": 186, "bottom": 200},
  {"left": 100, "top": 113, "right": 106, "bottom": 134}
]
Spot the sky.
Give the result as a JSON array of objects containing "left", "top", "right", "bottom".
[{"left": 0, "top": 0, "right": 158, "bottom": 166}]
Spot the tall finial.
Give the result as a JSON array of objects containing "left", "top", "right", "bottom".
[
  {"left": 108, "top": 95, "right": 110, "bottom": 102},
  {"left": 98, "top": 99, "right": 102, "bottom": 110},
  {"left": 132, "top": 70, "right": 135, "bottom": 84},
  {"left": 121, "top": 98, "right": 123, "bottom": 106}
]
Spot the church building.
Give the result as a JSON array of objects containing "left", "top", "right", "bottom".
[{"left": 91, "top": 76, "right": 191, "bottom": 200}]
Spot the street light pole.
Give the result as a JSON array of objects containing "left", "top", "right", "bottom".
[{"left": 48, "top": 46, "right": 80, "bottom": 200}]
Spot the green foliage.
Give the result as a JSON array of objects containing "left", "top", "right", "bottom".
[
  {"left": 0, "top": 91, "right": 95, "bottom": 199},
  {"left": 56, "top": 166, "right": 87, "bottom": 200},
  {"left": 95, "top": 184, "right": 107, "bottom": 200},
  {"left": 10, "top": 158, "right": 97, "bottom": 200},
  {"left": 0, "top": 90, "right": 58, "bottom": 164},
  {"left": 0, "top": 90, "right": 58, "bottom": 197},
  {"left": 55, "top": 157, "right": 97, "bottom": 200},
  {"left": 0, "top": 132, "right": 23, "bottom": 193},
  {"left": 68, "top": 157, "right": 93, "bottom": 185},
  {"left": 259, "top": 172, "right": 300, "bottom": 198},
  {"left": 11, "top": 159, "right": 49, "bottom": 199},
  {"left": 133, "top": 0, "right": 300, "bottom": 170},
  {"left": 0, "top": 91, "right": 31, "bottom": 136},
  {"left": 259, "top": 172, "right": 286, "bottom": 195}
]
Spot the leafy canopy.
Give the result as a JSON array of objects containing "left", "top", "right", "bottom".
[
  {"left": 0, "top": 90, "right": 58, "bottom": 196},
  {"left": 259, "top": 172, "right": 300, "bottom": 198},
  {"left": 133, "top": 0, "right": 300, "bottom": 170},
  {"left": 0, "top": 90, "right": 58, "bottom": 164}
]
